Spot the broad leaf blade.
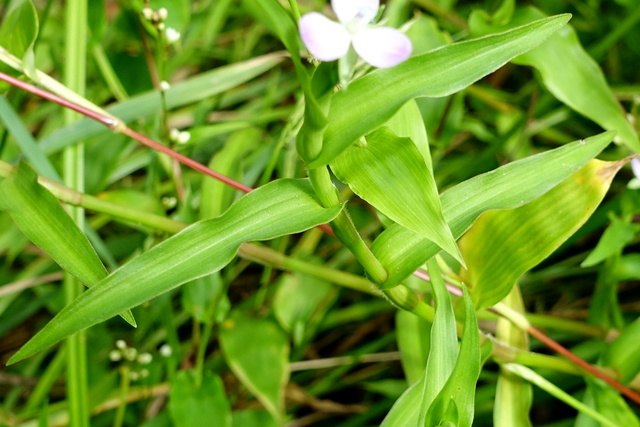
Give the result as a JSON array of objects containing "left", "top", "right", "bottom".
[
  {"left": 0, "top": 163, "right": 135, "bottom": 326},
  {"left": 459, "top": 159, "right": 623, "bottom": 308},
  {"left": 169, "top": 371, "right": 231, "bottom": 427},
  {"left": 220, "top": 312, "right": 289, "bottom": 422},
  {"left": 331, "top": 127, "right": 462, "bottom": 264},
  {"left": 371, "top": 131, "right": 614, "bottom": 288},
  {"left": 308, "top": 14, "right": 571, "bottom": 167},
  {"left": 8, "top": 179, "right": 341, "bottom": 364}
]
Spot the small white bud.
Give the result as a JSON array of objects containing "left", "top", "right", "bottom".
[
  {"left": 159, "top": 80, "right": 171, "bottom": 91},
  {"left": 142, "top": 8, "right": 153, "bottom": 21},
  {"left": 137, "top": 353, "right": 153, "bottom": 365},
  {"left": 140, "top": 369, "right": 150, "bottom": 378},
  {"left": 109, "top": 350, "right": 122, "bottom": 361},
  {"left": 162, "top": 196, "right": 177, "bottom": 209},
  {"left": 157, "top": 22, "right": 165, "bottom": 31},
  {"left": 115, "top": 340, "right": 127, "bottom": 350},
  {"left": 169, "top": 128, "right": 181, "bottom": 142},
  {"left": 158, "top": 8, "right": 168, "bottom": 21},
  {"left": 130, "top": 371, "right": 140, "bottom": 381},
  {"left": 159, "top": 344, "right": 172, "bottom": 357},
  {"left": 177, "top": 131, "right": 191, "bottom": 145},
  {"left": 124, "top": 347, "right": 138, "bottom": 361},
  {"left": 165, "top": 28, "right": 181, "bottom": 44}
]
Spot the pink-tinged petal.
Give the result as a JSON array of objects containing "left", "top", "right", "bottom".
[
  {"left": 632, "top": 158, "right": 640, "bottom": 179},
  {"left": 352, "top": 27, "right": 412, "bottom": 68},
  {"left": 299, "top": 12, "right": 351, "bottom": 61},
  {"left": 332, "top": 0, "right": 379, "bottom": 24}
]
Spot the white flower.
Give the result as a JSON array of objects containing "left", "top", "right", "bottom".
[
  {"left": 299, "top": 0, "right": 411, "bottom": 68},
  {"left": 159, "top": 344, "right": 173, "bottom": 357}
]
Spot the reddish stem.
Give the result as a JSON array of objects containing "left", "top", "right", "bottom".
[
  {"left": 528, "top": 325, "right": 640, "bottom": 405},
  {"left": 0, "top": 71, "right": 334, "bottom": 234}
]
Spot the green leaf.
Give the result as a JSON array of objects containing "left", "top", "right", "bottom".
[
  {"left": 0, "top": 95, "right": 61, "bottom": 182},
  {"left": 459, "top": 159, "right": 623, "bottom": 308},
  {"left": 380, "top": 379, "right": 422, "bottom": 427},
  {"left": 581, "top": 214, "right": 637, "bottom": 267},
  {"left": 396, "top": 309, "right": 431, "bottom": 385},
  {"left": 331, "top": 127, "right": 462, "bottom": 265},
  {"left": 420, "top": 260, "right": 459, "bottom": 423},
  {"left": 494, "top": 286, "right": 533, "bottom": 427},
  {"left": 232, "top": 410, "right": 279, "bottom": 427},
  {"left": 601, "top": 317, "right": 640, "bottom": 383},
  {"left": 169, "top": 371, "right": 231, "bottom": 427},
  {"left": 371, "top": 131, "right": 614, "bottom": 288},
  {"left": 308, "top": 14, "right": 571, "bottom": 167},
  {"left": 469, "top": 7, "right": 639, "bottom": 152},
  {"left": 0, "top": 0, "right": 39, "bottom": 64},
  {"left": 384, "top": 100, "right": 432, "bottom": 170},
  {"left": 576, "top": 378, "right": 640, "bottom": 427},
  {"left": 502, "top": 364, "right": 618, "bottom": 427},
  {"left": 424, "top": 287, "right": 480, "bottom": 427},
  {"left": 220, "top": 312, "right": 289, "bottom": 422},
  {"left": 8, "top": 178, "right": 341, "bottom": 364},
  {"left": 0, "top": 162, "right": 135, "bottom": 326},
  {"left": 273, "top": 270, "right": 335, "bottom": 346}
]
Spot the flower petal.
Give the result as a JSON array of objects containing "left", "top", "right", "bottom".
[
  {"left": 299, "top": 12, "right": 351, "bottom": 61},
  {"left": 332, "top": 0, "right": 379, "bottom": 24},
  {"left": 632, "top": 158, "right": 640, "bottom": 180},
  {"left": 352, "top": 27, "right": 412, "bottom": 68}
]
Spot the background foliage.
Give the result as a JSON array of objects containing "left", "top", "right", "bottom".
[{"left": 0, "top": 0, "right": 639, "bottom": 426}]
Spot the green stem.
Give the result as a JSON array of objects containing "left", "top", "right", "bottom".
[
  {"left": 63, "top": 0, "right": 89, "bottom": 425},
  {"left": 113, "top": 366, "right": 131, "bottom": 427},
  {"left": 308, "top": 166, "right": 388, "bottom": 284}
]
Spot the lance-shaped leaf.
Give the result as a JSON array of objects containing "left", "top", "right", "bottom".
[
  {"left": 371, "top": 131, "right": 614, "bottom": 289},
  {"left": 8, "top": 179, "right": 341, "bottom": 364},
  {"left": 470, "top": 7, "right": 639, "bottom": 152},
  {"left": 331, "top": 127, "right": 462, "bottom": 264},
  {"left": 0, "top": 162, "right": 135, "bottom": 326},
  {"left": 307, "top": 14, "right": 570, "bottom": 167},
  {"left": 424, "top": 286, "right": 480, "bottom": 427},
  {"left": 383, "top": 285, "right": 480, "bottom": 427},
  {"left": 459, "top": 159, "right": 624, "bottom": 308}
]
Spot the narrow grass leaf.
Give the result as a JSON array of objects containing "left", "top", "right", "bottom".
[
  {"left": 0, "top": 96, "right": 61, "bottom": 182},
  {"left": 39, "top": 53, "right": 286, "bottom": 154},
  {"left": 331, "top": 127, "right": 462, "bottom": 264},
  {"left": 0, "top": 162, "right": 135, "bottom": 326},
  {"left": 7, "top": 179, "right": 341, "bottom": 364},
  {"left": 169, "top": 371, "right": 231, "bottom": 427},
  {"left": 581, "top": 214, "right": 637, "bottom": 267},
  {"left": 309, "top": 14, "right": 570, "bottom": 167},
  {"left": 371, "top": 131, "right": 614, "bottom": 288},
  {"left": 459, "top": 159, "right": 623, "bottom": 308},
  {"left": 502, "top": 364, "right": 618, "bottom": 427},
  {"left": 576, "top": 378, "right": 640, "bottom": 427},
  {"left": 220, "top": 312, "right": 288, "bottom": 423},
  {"left": 469, "top": 7, "right": 639, "bottom": 152}
]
